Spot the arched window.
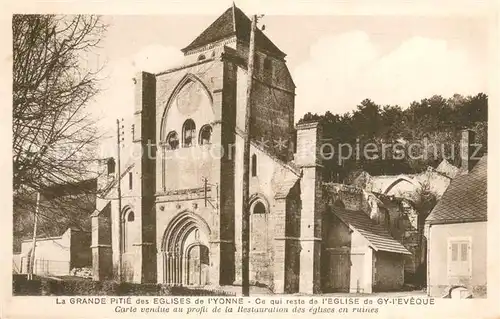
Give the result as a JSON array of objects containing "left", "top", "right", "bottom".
[
  {"left": 182, "top": 119, "right": 196, "bottom": 147},
  {"left": 253, "top": 201, "right": 266, "bottom": 214},
  {"left": 127, "top": 211, "right": 135, "bottom": 222},
  {"left": 251, "top": 154, "right": 257, "bottom": 177},
  {"left": 199, "top": 125, "right": 212, "bottom": 145},
  {"left": 198, "top": 54, "right": 206, "bottom": 61},
  {"left": 166, "top": 131, "right": 179, "bottom": 150}
]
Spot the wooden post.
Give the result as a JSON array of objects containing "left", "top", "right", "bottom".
[
  {"left": 242, "top": 14, "right": 257, "bottom": 297},
  {"left": 116, "top": 119, "right": 123, "bottom": 282},
  {"left": 28, "top": 191, "right": 40, "bottom": 280}
]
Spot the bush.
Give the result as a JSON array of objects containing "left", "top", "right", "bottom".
[
  {"left": 99, "top": 280, "right": 119, "bottom": 295},
  {"left": 119, "top": 282, "right": 161, "bottom": 296},
  {"left": 12, "top": 275, "right": 41, "bottom": 295},
  {"left": 12, "top": 275, "right": 235, "bottom": 296}
]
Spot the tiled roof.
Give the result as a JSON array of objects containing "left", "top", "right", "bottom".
[
  {"left": 182, "top": 5, "right": 286, "bottom": 58},
  {"left": 331, "top": 207, "right": 411, "bottom": 255},
  {"left": 426, "top": 155, "right": 487, "bottom": 224}
]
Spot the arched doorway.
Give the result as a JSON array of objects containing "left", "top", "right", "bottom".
[
  {"left": 249, "top": 195, "right": 271, "bottom": 286},
  {"left": 161, "top": 211, "right": 210, "bottom": 285},
  {"left": 121, "top": 206, "right": 136, "bottom": 282},
  {"left": 186, "top": 234, "right": 210, "bottom": 286}
]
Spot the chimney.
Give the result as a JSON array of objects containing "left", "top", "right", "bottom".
[{"left": 460, "top": 129, "right": 478, "bottom": 173}]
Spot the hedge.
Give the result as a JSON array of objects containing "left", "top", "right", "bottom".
[{"left": 12, "top": 275, "right": 234, "bottom": 296}]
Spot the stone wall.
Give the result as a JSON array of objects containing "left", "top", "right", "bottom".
[{"left": 20, "top": 229, "right": 71, "bottom": 276}]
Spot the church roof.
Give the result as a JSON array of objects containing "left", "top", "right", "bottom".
[
  {"left": 426, "top": 155, "right": 487, "bottom": 225},
  {"left": 332, "top": 207, "right": 411, "bottom": 255},
  {"left": 181, "top": 5, "right": 286, "bottom": 59}
]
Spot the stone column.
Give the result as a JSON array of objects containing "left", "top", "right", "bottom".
[
  {"left": 157, "top": 251, "right": 165, "bottom": 284},
  {"left": 295, "top": 122, "right": 323, "bottom": 294}
]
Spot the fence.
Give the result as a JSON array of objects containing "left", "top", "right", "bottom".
[{"left": 16, "top": 257, "right": 70, "bottom": 276}]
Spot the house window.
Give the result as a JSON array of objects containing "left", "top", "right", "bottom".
[
  {"left": 199, "top": 125, "right": 212, "bottom": 145},
  {"left": 448, "top": 238, "right": 471, "bottom": 278},
  {"left": 182, "top": 119, "right": 196, "bottom": 147},
  {"left": 166, "top": 131, "right": 179, "bottom": 150},
  {"left": 128, "top": 172, "right": 133, "bottom": 190},
  {"left": 251, "top": 154, "right": 257, "bottom": 177}
]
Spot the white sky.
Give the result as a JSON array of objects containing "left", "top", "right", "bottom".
[{"left": 83, "top": 5, "right": 490, "bottom": 157}]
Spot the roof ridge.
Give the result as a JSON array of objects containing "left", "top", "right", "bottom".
[
  {"left": 331, "top": 207, "right": 411, "bottom": 255},
  {"left": 231, "top": 2, "right": 237, "bottom": 33},
  {"left": 182, "top": 5, "right": 286, "bottom": 58},
  {"left": 426, "top": 155, "right": 487, "bottom": 224}
]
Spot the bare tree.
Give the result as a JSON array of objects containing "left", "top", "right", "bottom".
[{"left": 13, "top": 15, "right": 107, "bottom": 204}]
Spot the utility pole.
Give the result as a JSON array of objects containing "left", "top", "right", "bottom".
[
  {"left": 204, "top": 177, "right": 208, "bottom": 207},
  {"left": 28, "top": 191, "right": 40, "bottom": 280},
  {"left": 242, "top": 14, "right": 258, "bottom": 297},
  {"left": 116, "top": 119, "right": 124, "bottom": 282}
]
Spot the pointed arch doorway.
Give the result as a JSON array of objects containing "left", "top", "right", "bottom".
[{"left": 161, "top": 211, "right": 211, "bottom": 286}]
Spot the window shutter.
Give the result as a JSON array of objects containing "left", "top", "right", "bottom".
[
  {"left": 460, "top": 243, "right": 468, "bottom": 261},
  {"left": 451, "top": 243, "right": 458, "bottom": 261}
]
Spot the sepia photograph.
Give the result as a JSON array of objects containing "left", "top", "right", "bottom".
[{"left": 9, "top": 1, "right": 491, "bottom": 305}]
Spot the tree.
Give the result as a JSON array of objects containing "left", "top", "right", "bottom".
[
  {"left": 13, "top": 15, "right": 107, "bottom": 205},
  {"left": 297, "top": 92, "right": 488, "bottom": 181}
]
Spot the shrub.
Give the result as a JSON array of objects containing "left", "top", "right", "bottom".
[
  {"left": 99, "top": 280, "right": 119, "bottom": 295},
  {"left": 13, "top": 274, "right": 235, "bottom": 296},
  {"left": 12, "top": 275, "right": 41, "bottom": 296}
]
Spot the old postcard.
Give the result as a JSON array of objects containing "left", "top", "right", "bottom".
[{"left": 2, "top": 0, "right": 499, "bottom": 318}]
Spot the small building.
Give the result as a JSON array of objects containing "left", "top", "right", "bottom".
[
  {"left": 17, "top": 228, "right": 91, "bottom": 276},
  {"left": 425, "top": 130, "right": 487, "bottom": 298},
  {"left": 323, "top": 183, "right": 423, "bottom": 280},
  {"left": 322, "top": 206, "right": 411, "bottom": 293}
]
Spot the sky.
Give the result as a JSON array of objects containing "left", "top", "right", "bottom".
[{"left": 84, "top": 4, "right": 490, "bottom": 154}]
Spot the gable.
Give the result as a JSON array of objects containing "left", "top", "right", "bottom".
[{"left": 160, "top": 75, "right": 214, "bottom": 141}]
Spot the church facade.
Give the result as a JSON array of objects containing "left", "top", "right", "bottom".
[{"left": 92, "top": 6, "right": 411, "bottom": 294}]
